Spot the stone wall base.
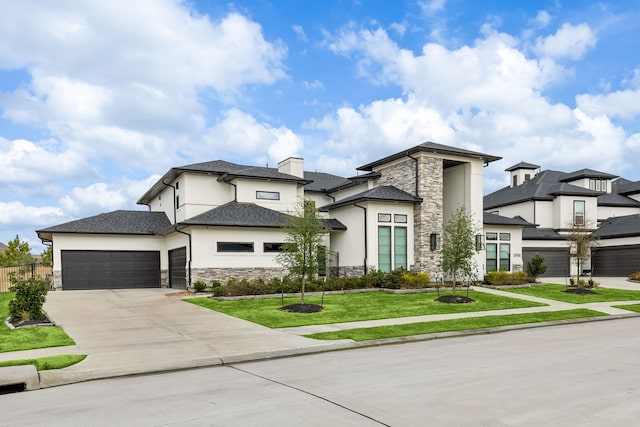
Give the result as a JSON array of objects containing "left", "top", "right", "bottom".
[
  {"left": 192, "top": 267, "right": 288, "bottom": 285},
  {"left": 329, "top": 265, "right": 376, "bottom": 278}
]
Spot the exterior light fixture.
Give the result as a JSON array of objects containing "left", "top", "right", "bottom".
[
  {"left": 430, "top": 233, "right": 439, "bottom": 251},
  {"left": 475, "top": 234, "right": 484, "bottom": 251}
]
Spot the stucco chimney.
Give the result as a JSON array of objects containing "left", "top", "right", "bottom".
[{"left": 278, "top": 157, "right": 304, "bottom": 178}]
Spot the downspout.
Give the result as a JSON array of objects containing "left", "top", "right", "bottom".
[
  {"left": 322, "top": 189, "right": 335, "bottom": 203},
  {"left": 161, "top": 178, "right": 177, "bottom": 224},
  {"left": 406, "top": 152, "right": 419, "bottom": 197},
  {"left": 218, "top": 174, "right": 237, "bottom": 201},
  {"left": 174, "top": 226, "right": 192, "bottom": 290},
  {"left": 354, "top": 203, "right": 368, "bottom": 274}
]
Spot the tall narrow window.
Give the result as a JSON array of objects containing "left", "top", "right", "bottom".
[
  {"left": 574, "top": 200, "right": 585, "bottom": 226},
  {"left": 378, "top": 226, "right": 392, "bottom": 273},
  {"left": 486, "top": 243, "right": 497, "bottom": 272},
  {"left": 394, "top": 227, "right": 407, "bottom": 270},
  {"left": 512, "top": 176, "right": 518, "bottom": 186},
  {"left": 499, "top": 243, "right": 511, "bottom": 271},
  {"left": 175, "top": 181, "right": 180, "bottom": 208}
]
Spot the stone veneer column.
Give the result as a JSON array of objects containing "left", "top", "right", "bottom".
[{"left": 375, "top": 155, "right": 443, "bottom": 275}]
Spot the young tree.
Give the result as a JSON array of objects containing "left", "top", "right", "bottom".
[
  {"left": 439, "top": 206, "right": 480, "bottom": 296},
  {"left": 41, "top": 245, "right": 53, "bottom": 267},
  {"left": 277, "top": 201, "right": 328, "bottom": 304},
  {"left": 0, "top": 235, "right": 35, "bottom": 267},
  {"left": 566, "top": 222, "right": 598, "bottom": 289}
]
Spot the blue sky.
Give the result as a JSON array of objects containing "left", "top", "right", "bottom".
[{"left": 1, "top": 0, "right": 640, "bottom": 252}]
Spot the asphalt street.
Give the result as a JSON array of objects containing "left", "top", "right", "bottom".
[{"left": 1, "top": 316, "right": 639, "bottom": 426}]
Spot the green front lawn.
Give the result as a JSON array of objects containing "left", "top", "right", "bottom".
[
  {"left": 187, "top": 290, "right": 546, "bottom": 328},
  {"left": 306, "top": 309, "right": 607, "bottom": 341},
  {"left": 612, "top": 303, "right": 640, "bottom": 313},
  {"left": 0, "top": 292, "right": 76, "bottom": 353},
  {"left": 0, "top": 354, "right": 86, "bottom": 371},
  {"left": 507, "top": 284, "right": 640, "bottom": 304}
]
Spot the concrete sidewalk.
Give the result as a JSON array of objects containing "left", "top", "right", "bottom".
[{"left": 3, "top": 277, "right": 640, "bottom": 389}]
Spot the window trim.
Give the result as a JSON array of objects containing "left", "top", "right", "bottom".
[
  {"left": 378, "top": 213, "right": 392, "bottom": 223},
  {"left": 263, "top": 242, "right": 284, "bottom": 253},
  {"left": 256, "top": 191, "right": 280, "bottom": 200},
  {"left": 217, "top": 242, "right": 254, "bottom": 253},
  {"left": 394, "top": 214, "right": 408, "bottom": 223},
  {"left": 574, "top": 200, "right": 586, "bottom": 226}
]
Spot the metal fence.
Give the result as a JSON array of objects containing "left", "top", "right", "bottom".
[{"left": 0, "top": 263, "right": 52, "bottom": 292}]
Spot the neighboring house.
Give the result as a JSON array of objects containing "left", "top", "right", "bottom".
[
  {"left": 484, "top": 162, "right": 640, "bottom": 277},
  {"left": 0, "top": 242, "right": 7, "bottom": 253},
  {"left": 37, "top": 141, "right": 503, "bottom": 290}
]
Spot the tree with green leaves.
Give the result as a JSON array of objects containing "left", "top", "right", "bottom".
[
  {"left": 439, "top": 206, "right": 480, "bottom": 297},
  {"left": 277, "top": 200, "right": 328, "bottom": 304},
  {"left": 566, "top": 221, "right": 598, "bottom": 289},
  {"left": 41, "top": 245, "right": 53, "bottom": 267},
  {"left": 0, "top": 235, "right": 35, "bottom": 267},
  {"left": 526, "top": 253, "right": 547, "bottom": 281}
]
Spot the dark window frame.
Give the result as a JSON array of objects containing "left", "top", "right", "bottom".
[
  {"left": 217, "top": 242, "right": 254, "bottom": 252},
  {"left": 263, "top": 242, "right": 284, "bottom": 253},
  {"left": 256, "top": 191, "right": 280, "bottom": 200}
]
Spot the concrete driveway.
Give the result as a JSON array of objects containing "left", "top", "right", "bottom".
[{"left": 36, "top": 289, "right": 348, "bottom": 387}]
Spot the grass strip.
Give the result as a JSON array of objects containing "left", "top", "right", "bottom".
[
  {"left": 612, "top": 303, "right": 640, "bottom": 313},
  {"left": 187, "top": 290, "right": 545, "bottom": 328},
  {"left": 0, "top": 292, "right": 76, "bottom": 353},
  {"left": 0, "top": 354, "right": 86, "bottom": 371},
  {"left": 506, "top": 284, "right": 640, "bottom": 304},
  {"left": 305, "top": 309, "right": 607, "bottom": 341}
]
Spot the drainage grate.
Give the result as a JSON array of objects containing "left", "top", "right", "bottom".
[{"left": 0, "top": 382, "right": 26, "bottom": 395}]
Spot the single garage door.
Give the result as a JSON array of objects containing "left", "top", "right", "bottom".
[
  {"left": 592, "top": 245, "right": 640, "bottom": 277},
  {"left": 523, "top": 248, "right": 569, "bottom": 277},
  {"left": 168, "top": 247, "right": 187, "bottom": 289},
  {"left": 61, "top": 250, "right": 161, "bottom": 290}
]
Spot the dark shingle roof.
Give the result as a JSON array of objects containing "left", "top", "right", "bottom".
[
  {"left": 483, "top": 213, "right": 533, "bottom": 227},
  {"left": 484, "top": 170, "right": 601, "bottom": 209},
  {"left": 597, "top": 192, "right": 640, "bottom": 207},
  {"left": 522, "top": 227, "right": 566, "bottom": 240},
  {"left": 303, "top": 171, "right": 352, "bottom": 192},
  {"left": 593, "top": 214, "right": 640, "bottom": 239},
  {"left": 37, "top": 210, "right": 171, "bottom": 241},
  {"left": 560, "top": 168, "right": 618, "bottom": 182},
  {"left": 505, "top": 161, "right": 540, "bottom": 172},
  {"left": 320, "top": 186, "right": 422, "bottom": 211},
  {"left": 180, "top": 202, "right": 346, "bottom": 230},
  {"left": 616, "top": 179, "right": 640, "bottom": 195},
  {"left": 357, "top": 141, "right": 501, "bottom": 172}
]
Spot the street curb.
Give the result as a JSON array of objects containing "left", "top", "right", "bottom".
[{"left": 24, "top": 312, "right": 640, "bottom": 390}]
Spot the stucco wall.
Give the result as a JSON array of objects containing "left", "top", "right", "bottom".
[
  {"left": 482, "top": 225, "right": 525, "bottom": 273},
  {"left": 235, "top": 179, "right": 302, "bottom": 213}
]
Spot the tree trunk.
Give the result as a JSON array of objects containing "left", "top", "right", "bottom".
[{"left": 301, "top": 274, "right": 306, "bottom": 304}]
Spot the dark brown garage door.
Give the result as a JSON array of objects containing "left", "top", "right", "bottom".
[
  {"left": 61, "top": 250, "right": 161, "bottom": 290},
  {"left": 523, "top": 248, "right": 570, "bottom": 277},
  {"left": 168, "top": 247, "right": 187, "bottom": 289},
  {"left": 592, "top": 245, "right": 640, "bottom": 277}
]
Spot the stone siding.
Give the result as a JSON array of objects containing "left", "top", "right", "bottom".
[
  {"left": 376, "top": 155, "right": 444, "bottom": 275},
  {"left": 192, "top": 267, "right": 287, "bottom": 286},
  {"left": 329, "top": 265, "right": 375, "bottom": 278},
  {"left": 52, "top": 271, "right": 62, "bottom": 290}
]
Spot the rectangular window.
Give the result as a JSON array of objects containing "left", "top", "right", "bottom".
[
  {"left": 378, "top": 213, "right": 391, "bottom": 223},
  {"left": 217, "top": 242, "right": 254, "bottom": 252},
  {"left": 256, "top": 191, "right": 280, "bottom": 200},
  {"left": 512, "top": 176, "right": 518, "bottom": 186},
  {"left": 394, "top": 227, "right": 407, "bottom": 270},
  {"left": 589, "top": 179, "right": 607, "bottom": 192},
  {"left": 486, "top": 232, "right": 498, "bottom": 241},
  {"left": 574, "top": 200, "right": 585, "bottom": 226},
  {"left": 524, "top": 174, "right": 531, "bottom": 182},
  {"left": 486, "top": 243, "right": 497, "bottom": 272},
  {"left": 175, "top": 181, "right": 180, "bottom": 208},
  {"left": 394, "top": 214, "right": 407, "bottom": 223},
  {"left": 378, "top": 226, "right": 392, "bottom": 273},
  {"left": 499, "top": 233, "right": 511, "bottom": 241},
  {"left": 263, "top": 243, "right": 284, "bottom": 252},
  {"left": 499, "top": 243, "right": 511, "bottom": 271}
]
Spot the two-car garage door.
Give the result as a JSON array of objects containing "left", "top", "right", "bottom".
[
  {"left": 61, "top": 250, "right": 161, "bottom": 290},
  {"left": 592, "top": 245, "right": 640, "bottom": 277}
]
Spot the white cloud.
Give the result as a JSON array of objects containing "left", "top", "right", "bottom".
[
  {"left": 203, "top": 109, "right": 304, "bottom": 165},
  {"left": 533, "top": 11, "right": 551, "bottom": 28},
  {"left": 418, "top": 0, "right": 446, "bottom": 16},
  {"left": 292, "top": 24, "right": 307, "bottom": 41},
  {"left": 0, "top": 201, "right": 68, "bottom": 227},
  {"left": 576, "top": 89, "right": 640, "bottom": 120},
  {"left": 534, "top": 23, "right": 597, "bottom": 60}
]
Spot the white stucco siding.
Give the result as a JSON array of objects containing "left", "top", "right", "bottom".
[
  {"left": 305, "top": 192, "right": 334, "bottom": 211},
  {"left": 147, "top": 186, "right": 175, "bottom": 223},
  {"left": 51, "top": 234, "right": 167, "bottom": 272},
  {"left": 596, "top": 236, "right": 640, "bottom": 248},
  {"left": 330, "top": 182, "right": 370, "bottom": 202},
  {"left": 554, "top": 196, "right": 598, "bottom": 229},
  {"left": 442, "top": 158, "right": 484, "bottom": 225},
  {"left": 535, "top": 201, "right": 554, "bottom": 228},
  {"left": 327, "top": 206, "right": 366, "bottom": 269},
  {"left": 487, "top": 202, "right": 535, "bottom": 225},
  {"left": 235, "top": 179, "right": 301, "bottom": 213},
  {"left": 180, "top": 174, "right": 234, "bottom": 221},
  {"left": 597, "top": 205, "right": 640, "bottom": 222},
  {"left": 189, "top": 227, "right": 288, "bottom": 269}
]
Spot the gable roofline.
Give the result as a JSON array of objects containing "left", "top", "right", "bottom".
[
  {"left": 482, "top": 212, "right": 534, "bottom": 227},
  {"left": 560, "top": 168, "right": 618, "bottom": 182},
  {"left": 356, "top": 141, "right": 501, "bottom": 172}
]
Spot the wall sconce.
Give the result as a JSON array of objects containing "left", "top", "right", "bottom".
[
  {"left": 430, "top": 233, "right": 439, "bottom": 251},
  {"left": 475, "top": 234, "right": 484, "bottom": 251}
]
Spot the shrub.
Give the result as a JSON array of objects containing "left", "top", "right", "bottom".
[
  {"left": 401, "top": 271, "right": 431, "bottom": 288},
  {"left": 629, "top": 272, "right": 640, "bottom": 281},
  {"left": 526, "top": 253, "right": 547, "bottom": 280},
  {"left": 193, "top": 281, "right": 207, "bottom": 292},
  {"left": 8, "top": 273, "right": 50, "bottom": 322},
  {"left": 484, "top": 270, "right": 529, "bottom": 286}
]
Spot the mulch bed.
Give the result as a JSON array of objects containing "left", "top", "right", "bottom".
[
  {"left": 435, "top": 295, "right": 475, "bottom": 304},
  {"left": 565, "top": 288, "right": 597, "bottom": 295},
  {"left": 279, "top": 303, "right": 324, "bottom": 313},
  {"left": 5, "top": 314, "right": 55, "bottom": 329}
]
